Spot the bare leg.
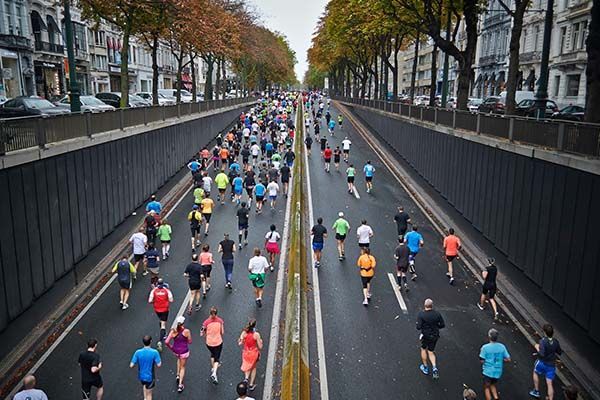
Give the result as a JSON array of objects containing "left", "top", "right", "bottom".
[
  {"left": 179, "top": 358, "right": 187, "bottom": 385},
  {"left": 427, "top": 350, "right": 437, "bottom": 368},
  {"left": 546, "top": 378, "right": 555, "bottom": 400},
  {"left": 420, "top": 348, "right": 428, "bottom": 366}
]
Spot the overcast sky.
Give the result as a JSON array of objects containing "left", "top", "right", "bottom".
[{"left": 249, "top": 0, "right": 328, "bottom": 81}]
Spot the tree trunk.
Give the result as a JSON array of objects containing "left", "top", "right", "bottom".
[
  {"left": 175, "top": 49, "right": 184, "bottom": 103},
  {"left": 383, "top": 51, "right": 389, "bottom": 100},
  {"left": 410, "top": 34, "right": 420, "bottom": 101},
  {"left": 190, "top": 52, "right": 197, "bottom": 103},
  {"left": 204, "top": 56, "right": 214, "bottom": 100},
  {"left": 392, "top": 45, "right": 399, "bottom": 99},
  {"left": 505, "top": 1, "right": 528, "bottom": 115},
  {"left": 151, "top": 33, "right": 159, "bottom": 106},
  {"left": 346, "top": 67, "right": 351, "bottom": 97},
  {"left": 221, "top": 59, "right": 226, "bottom": 99},
  {"left": 119, "top": 24, "right": 131, "bottom": 108},
  {"left": 373, "top": 59, "right": 379, "bottom": 99},
  {"left": 215, "top": 58, "right": 221, "bottom": 100},
  {"left": 429, "top": 44, "right": 438, "bottom": 106},
  {"left": 585, "top": 0, "right": 600, "bottom": 122}
]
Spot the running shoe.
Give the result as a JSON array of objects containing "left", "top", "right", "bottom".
[
  {"left": 477, "top": 303, "right": 485, "bottom": 311},
  {"left": 270, "top": 265, "right": 275, "bottom": 272},
  {"left": 445, "top": 272, "right": 451, "bottom": 278},
  {"left": 362, "top": 299, "right": 368, "bottom": 306},
  {"left": 419, "top": 364, "right": 429, "bottom": 375},
  {"left": 122, "top": 303, "right": 129, "bottom": 310},
  {"left": 248, "top": 384, "right": 256, "bottom": 391},
  {"left": 142, "top": 270, "right": 149, "bottom": 276},
  {"left": 244, "top": 240, "right": 249, "bottom": 246},
  {"left": 449, "top": 277, "right": 455, "bottom": 285},
  {"left": 257, "top": 299, "right": 262, "bottom": 308},
  {"left": 529, "top": 389, "right": 541, "bottom": 398},
  {"left": 239, "top": 243, "right": 243, "bottom": 249},
  {"left": 404, "top": 284, "right": 409, "bottom": 292},
  {"left": 195, "top": 304, "right": 201, "bottom": 311},
  {"left": 210, "top": 373, "right": 218, "bottom": 385},
  {"left": 156, "top": 341, "right": 163, "bottom": 352},
  {"left": 494, "top": 312, "right": 499, "bottom": 321},
  {"left": 178, "top": 384, "right": 184, "bottom": 393},
  {"left": 432, "top": 368, "right": 439, "bottom": 379}
]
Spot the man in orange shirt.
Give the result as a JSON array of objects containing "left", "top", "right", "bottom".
[
  {"left": 443, "top": 228, "right": 461, "bottom": 285},
  {"left": 219, "top": 146, "right": 230, "bottom": 167},
  {"left": 357, "top": 247, "right": 376, "bottom": 306}
]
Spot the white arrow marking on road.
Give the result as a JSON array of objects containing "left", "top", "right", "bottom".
[{"left": 387, "top": 273, "right": 408, "bottom": 314}]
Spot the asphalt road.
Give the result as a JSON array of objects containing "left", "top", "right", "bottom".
[
  {"left": 305, "top": 104, "right": 565, "bottom": 400},
  {"left": 31, "top": 143, "right": 290, "bottom": 399}
]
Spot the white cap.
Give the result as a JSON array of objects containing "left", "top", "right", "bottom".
[
  {"left": 338, "top": 212, "right": 344, "bottom": 217},
  {"left": 175, "top": 315, "right": 185, "bottom": 325}
]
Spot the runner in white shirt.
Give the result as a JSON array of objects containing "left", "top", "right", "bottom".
[
  {"left": 129, "top": 227, "right": 148, "bottom": 274},
  {"left": 341, "top": 137, "right": 352, "bottom": 163},
  {"left": 356, "top": 219, "right": 374, "bottom": 248},
  {"left": 247, "top": 248, "right": 269, "bottom": 307},
  {"left": 266, "top": 180, "right": 279, "bottom": 209},
  {"left": 202, "top": 173, "right": 212, "bottom": 197},
  {"left": 250, "top": 143, "right": 261, "bottom": 166}
]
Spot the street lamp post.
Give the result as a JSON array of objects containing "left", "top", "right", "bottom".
[
  {"left": 63, "top": 0, "right": 80, "bottom": 112},
  {"left": 534, "top": 0, "right": 554, "bottom": 119}
]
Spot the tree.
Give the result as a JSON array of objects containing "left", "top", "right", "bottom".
[{"left": 585, "top": 0, "right": 600, "bottom": 122}]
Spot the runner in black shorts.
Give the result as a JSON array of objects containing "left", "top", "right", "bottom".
[
  {"left": 304, "top": 135, "right": 313, "bottom": 156},
  {"left": 478, "top": 258, "right": 499, "bottom": 320},
  {"left": 236, "top": 202, "right": 250, "bottom": 248},
  {"left": 244, "top": 173, "right": 256, "bottom": 209},
  {"left": 79, "top": 338, "right": 103, "bottom": 400},
  {"left": 416, "top": 299, "right": 445, "bottom": 379}
]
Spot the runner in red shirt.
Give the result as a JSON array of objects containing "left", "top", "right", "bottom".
[
  {"left": 148, "top": 278, "right": 173, "bottom": 351},
  {"left": 323, "top": 145, "right": 332, "bottom": 173},
  {"left": 443, "top": 228, "right": 462, "bottom": 285}
]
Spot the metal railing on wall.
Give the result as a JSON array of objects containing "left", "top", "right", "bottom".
[
  {"left": 0, "top": 97, "right": 254, "bottom": 155},
  {"left": 332, "top": 96, "right": 600, "bottom": 158}
]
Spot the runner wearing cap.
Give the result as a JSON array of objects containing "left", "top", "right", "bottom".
[
  {"left": 332, "top": 212, "right": 350, "bottom": 260},
  {"left": 148, "top": 278, "right": 173, "bottom": 351},
  {"left": 112, "top": 256, "right": 136, "bottom": 310},
  {"left": 165, "top": 316, "right": 192, "bottom": 393}
]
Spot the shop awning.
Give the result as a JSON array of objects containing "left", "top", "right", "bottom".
[
  {"left": 46, "top": 15, "right": 61, "bottom": 33},
  {"left": 31, "top": 11, "right": 47, "bottom": 33}
]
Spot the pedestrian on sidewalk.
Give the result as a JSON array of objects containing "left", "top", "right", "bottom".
[
  {"left": 333, "top": 212, "right": 350, "bottom": 260},
  {"left": 184, "top": 254, "right": 203, "bottom": 314},
  {"left": 112, "top": 256, "right": 136, "bottom": 310},
  {"left": 165, "top": 317, "right": 192, "bottom": 393},
  {"left": 130, "top": 227, "right": 147, "bottom": 276},
  {"left": 443, "top": 228, "right": 462, "bottom": 285},
  {"left": 187, "top": 205, "right": 202, "bottom": 252},
  {"left": 199, "top": 244, "right": 214, "bottom": 298},
  {"left": 13, "top": 375, "right": 48, "bottom": 400},
  {"left": 356, "top": 219, "right": 374, "bottom": 249},
  {"left": 148, "top": 278, "right": 173, "bottom": 351},
  {"left": 248, "top": 248, "right": 269, "bottom": 308},
  {"left": 219, "top": 233, "right": 236, "bottom": 290},
  {"left": 405, "top": 226, "right": 424, "bottom": 281},
  {"left": 201, "top": 307, "right": 225, "bottom": 384},
  {"left": 478, "top": 258, "right": 500, "bottom": 320},
  {"left": 479, "top": 328, "right": 511, "bottom": 400},
  {"left": 238, "top": 319, "right": 263, "bottom": 392},
  {"left": 311, "top": 217, "right": 328, "bottom": 268},
  {"left": 357, "top": 247, "right": 376, "bottom": 306},
  {"left": 529, "top": 324, "right": 562, "bottom": 400},
  {"left": 157, "top": 219, "right": 172, "bottom": 259},
  {"left": 394, "top": 237, "right": 410, "bottom": 292},
  {"left": 416, "top": 298, "right": 445, "bottom": 379},
  {"left": 264, "top": 225, "right": 281, "bottom": 271},
  {"left": 130, "top": 335, "right": 161, "bottom": 400},
  {"left": 78, "top": 338, "right": 104, "bottom": 400}
]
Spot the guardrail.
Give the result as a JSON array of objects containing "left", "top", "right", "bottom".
[
  {"left": 332, "top": 96, "right": 600, "bottom": 158},
  {"left": 0, "top": 97, "right": 254, "bottom": 155}
]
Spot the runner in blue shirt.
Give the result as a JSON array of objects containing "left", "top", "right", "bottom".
[
  {"left": 254, "top": 181, "right": 267, "bottom": 214},
  {"left": 232, "top": 176, "right": 244, "bottom": 205},
  {"left": 187, "top": 159, "right": 201, "bottom": 176},
  {"left": 146, "top": 195, "right": 162, "bottom": 214},
  {"left": 328, "top": 119, "right": 335, "bottom": 136},
  {"left": 230, "top": 161, "right": 241, "bottom": 174},
  {"left": 404, "top": 226, "right": 424, "bottom": 281},
  {"left": 363, "top": 160, "right": 376, "bottom": 193},
  {"left": 480, "top": 329, "right": 511, "bottom": 400},
  {"left": 130, "top": 335, "right": 161, "bottom": 399},
  {"left": 265, "top": 142, "right": 274, "bottom": 159}
]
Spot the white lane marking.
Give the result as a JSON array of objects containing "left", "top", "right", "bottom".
[
  {"left": 262, "top": 121, "right": 297, "bottom": 400},
  {"left": 170, "top": 290, "right": 192, "bottom": 330},
  {"left": 7, "top": 182, "right": 193, "bottom": 399},
  {"left": 352, "top": 185, "right": 361, "bottom": 200},
  {"left": 304, "top": 112, "right": 330, "bottom": 400},
  {"left": 387, "top": 273, "right": 408, "bottom": 314}
]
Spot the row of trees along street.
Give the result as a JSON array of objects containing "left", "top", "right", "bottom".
[
  {"left": 306, "top": 0, "right": 600, "bottom": 123},
  {"left": 78, "top": 0, "right": 297, "bottom": 107}
]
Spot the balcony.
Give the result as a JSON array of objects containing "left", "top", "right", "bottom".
[
  {"left": 0, "top": 34, "right": 32, "bottom": 50},
  {"left": 34, "top": 41, "right": 64, "bottom": 54},
  {"left": 75, "top": 48, "right": 88, "bottom": 61},
  {"left": 519, "top": 51, "right": 542, "bottom": 64},
  {"left": 479, "top": 54, "right": 505, "bottom": 67}
]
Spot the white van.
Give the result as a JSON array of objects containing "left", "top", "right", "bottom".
[{"left": 499, "top": 90, "right": 535, "bottom": 105}]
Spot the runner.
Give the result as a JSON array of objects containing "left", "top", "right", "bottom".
[
  {"left": 148, "top": 278, "right": 173, "bottom": 350},
  {"left": 219, "top": 145, "right": 230, "bottom": 167},
  {"left": 363, "top": 160, "right": 375, "bottom": 193},
  {"left": 187, "top": 158, "right": 201, "bottom": 177},
  {"left": 254, "top": 180, "right": 267, "bottom": 214},
  {"left": 201, "top": 307, "right": 225, "bottom": 384},
  {"left": 112, "top": 256, "right": 136, "bottom": 310},
  {"left": 357, "top": 247, "right": 376, "bottom": 306},
  {"left": 193, "top": 184, "right": 205, "bottom": 208},
  {"left": 13, "top": 375, "right": 48, "bottom": 400},
  {"left": 529, "top": 324, "right": 562, "bottom": 400},
  {"left": 144, "top": 211, "right": 159, "bottom": 250},
  {"left": 250, "top": 142, "right": 261, "bottom": 166},
  {"left": 238, "top": 319, "right": 263, "bottom": 391},
  {"left": 267, "top": 180, "right": 280, "bottom": 209},
  {"left": 443, "top": 228, "right": 461, "bottom": 285},
  {"left": 394, "top": 237, "right": 410, "bottom": 291},
  {"left": 333, "top": 146, "right": 341, "bottom": 170},
  {"left": 247, "top": 248, "right": 269, "bottom": 307},
  {"left": 405, "top": 226, "right": 424, "bottom": 281},
  {"left": 332, "top": 212, "right": 350, "bottom": 260},
  {"left": 232, "top": 174, "right": 244, "bottom": 205},
  {"left": 164, "top": 317, "right": 192, "bottom": 393},
  {"left": 356, "top": 219, "right": 374, "bottom": 249},
  {"left": 146, "top": 195, "right": 162, "bottom": 215},
  {"left": 280, "top": 163, "right": 291, "bottom": 196},
  {"left": 199, "top": 244, "right": 214, "bottom": 298},
  {"left": 337, "top": 114, "right": 343, "bottom": 130},
  {"left": 215, "top": 168, "right": 229, "bottom": 205},
  {"left": 200, "top": 195, "right": 215, "bottom": 237},
  {"left": 265, "top": 141, "right": 274, "bottom": 160},
  {"left": 130, "top": 336, "right": 162, "bottom": 399},
  {"left": 243, "top": 172, "right": 256, "bottom": 209},
  {"left": 187, "top": 205, "right": 202, "bottom": 252},
  {"left": 341, "top": 136, "right": 351, "bottom": 162},
  {"left": 393, "top": 206, "right": 412, "bottom": 238},
  {"left": 283, "top": 148, "right": 295, "bottom": 168},
  {"left": 130, "top": 227, "right": 147, "bottom": 276},
  {"left": 157, "top": 219, "right": 172, "bottom": 259},
  {"left": 78, "top": 338, "right": 103, "bottom": 400},
  {"left": 311, "top": 217, "right": 327, "bottom": 268},
  {"left": 304, "top": 135, "right": 313, "bottom": 156},
  {"left": 237, "top": 202, "right": 250, "bottom": 248},
  {"left": 477, "top": 258, "right": 500, "bottom": 320},
  {"left": 262, "top": 224, "right": 280, "bottom": 270},
  {"left": 346, "top": 163, "right": 356, "bottom": 194},
  {"left": 323, "top": 145, "right": 332, "bottom": 173},
  {"left": 416, "top": 299, "right": 445, "bottom": 379},
  {"left": 320, "top": 136, "right": 327, "bottom": 155},
  {"left": 328, "top": 118, "right": 335, "bottom": 136},
  {"left": 479, "top": 328, "right": 511, "bottom": 400},
  {"left": 184, "top": 254, "right": 203, "bottom": 314},
  {"left": 144, "top": 243, "right": 161, "bottom": 282},
  {"left": 241, "top": 144, "right": 251, "bottom": 169},
  {"left": 200, "top": 146, "right": 211, "bottom": 169},
  {"left": 212, "top": 145, "right": 221, "bottom": 170},
  {"left": 270, "top": 152, "right": 282, "bottom": 169},
  {"left": 218, "top": 233, "right": 236, "bottom": 289}
]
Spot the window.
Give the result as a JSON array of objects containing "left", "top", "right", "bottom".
[
  {"left": 94, "top": 30, "right": 105, "bottom": 46},
  {"left": 521, "top": 29, "right": 528, "bottom": 53},
  {"left": 566, "top": 74, "right": 580, "bottom": 97},
  {"left": 559, "top": 26, "right": 567, "bottom": 54},
  {"left": 572, "top": 22, "right": 580, "bottom": 51},
  {"left": 553, "top": 75, "right": 560, "bottom": 97},
  {"left": 534, "top": 25, "right": 540, "bottom": 51}
]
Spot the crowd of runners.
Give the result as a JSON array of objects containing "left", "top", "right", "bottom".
[{"left": 12, "top": 91, "right": 579, "bottom": 400}]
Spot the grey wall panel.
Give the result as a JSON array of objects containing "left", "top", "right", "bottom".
[
  {"left": 83, "top": 149, "right": 96, "bottom": 249},
  {"left": 21, "top": 164, "right": 45, "bottom": 298},
  {"left": 0, "top": 246, "right": 7, "bottom": 331},
  {"left": 65, "top": 153, "right": 82, "bottom": 262},
  {"left": 0, "top": 170, "right": 21, "bottom": 319},
  {"left": 74, "top": 150, "right": 89, "bottom": 254},
  {"left": 33, "top": 162, "right": 54, "bottom": 289},
  {"left": 90, "top": 148, "right": 104, "bottom": 245},
  {"left": 98, "top": 145, "right": 110, "bottom": 238},
  {"left": 46, "top": 158, "right": 65, "bottom": 280},
  {"left": 351, "top": 107, "right": 600, "bottom": 344},
  {"left": 56, "top": 156, "right": 73, "bottom": 278}
]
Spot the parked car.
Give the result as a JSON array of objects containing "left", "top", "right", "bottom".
[
  {"left": 158, "top": 89, "right": 193, "bottom": 103},
  {"left": 413, "top": 95, "right": 430, "bottom": 106},
  {"left": 55, "top": 95, "right": 115, "bottom": 113},
  {"left": 0, "top": 96, "right": 70, "bottom": 118},
  {"left": 514, "top": 99, "right": 559, "bottom": 118},
  {"left": 467, "top": 98, "right": 483, "bottom": 113},
  {"left": 95, "top": 92, "right": 148, "bottom": 108},
  {"left": 551, "top": 105, "right": 585, "bottom": 122},
  {"left": 478, "top": 96, "right": 505, "bottom": 114},
  {"left": 499, "top": 90, "right": 535, "bottom": 106},
  {"left": 135, "top": 92, "right": 176, "bottom": 106},
  {"left": 446, "top": 97, "right": 457, "bottom": 109},
  {"left": 196, "top": 92, "right": 205, "bottom": 102}
]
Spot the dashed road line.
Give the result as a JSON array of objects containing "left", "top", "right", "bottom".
[{"left": 387, "top": 273, "right": 408, "bottom": 314}]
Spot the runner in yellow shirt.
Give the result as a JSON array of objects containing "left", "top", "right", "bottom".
[{"left": 214, "top": 169, "right": 229, "bottom": 205}]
